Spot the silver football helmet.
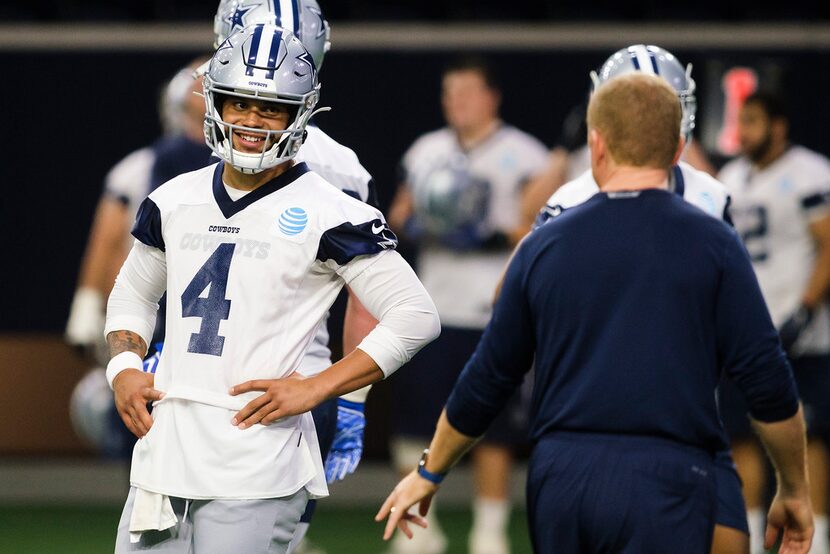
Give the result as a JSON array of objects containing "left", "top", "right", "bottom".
[
  {"left": 203, "top": 24, "right": 321, "bottom": 174},
  {"left": 214, "top": 0, "right": 331, "bottom": 70},
  {"left": 590, "top": 44, "right": 697, "bottom": 142},
  {"left": 160, "top": 63, "right": 204, "bottom": 135}
]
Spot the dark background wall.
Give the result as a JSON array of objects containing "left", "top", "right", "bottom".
[
  {"left": 1, "top": 46, "right": 828, "bottom": 331},
  {"left": 0, "top": 44, "right": 827, "bottom": 456}
]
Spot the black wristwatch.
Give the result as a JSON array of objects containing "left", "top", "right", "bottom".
[{"left": 417, "top": 448, "right": 448, "bottom": 485}]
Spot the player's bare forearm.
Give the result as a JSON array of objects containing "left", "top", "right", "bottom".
[
  {"left": 493, "top": 235, "right": 527, "bottom": 305},
  {"left": 107, "top": 330, "right": 148, "bottom": 359},
  {"left": 387, "top": 183, "right": 414, "bottom": 233},
  {"left": 229, "top": 349, "right": 383, "bottom": 429},
  {"left": 314, "top": 348, "right": 384, "bottom": 400},
  {"left": 106, "top": 330, "right": 160, "bottom": 438},
  {"left": 801, "top": 216, "right": 830, "bottom": 309},
  {"left": 78, "top": 198, "right": 130, "bottom": 296},
  {"left": 519, "top": 151, "right": 567, "bottom": 230}
]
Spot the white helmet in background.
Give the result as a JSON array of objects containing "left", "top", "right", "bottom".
[
  {"left": 591, "top": 44, "right": 697, "bottom": 143},
  {"left": 214, "top": 0, "right": 331, "bottom": 70},
  {"left": 69, "top": 369, "right": 121, "bottom": 454},
  {"left": 203, "top": 24, "right": 321, "bottom": 174}
]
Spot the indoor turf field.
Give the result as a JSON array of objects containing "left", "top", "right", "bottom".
[{"left": 0, "top": 505, "right": 533, "bottom": 554}]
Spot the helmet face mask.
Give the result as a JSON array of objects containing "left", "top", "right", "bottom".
[
  {"left": 214, "top": 0, "right": 330, "bottom": 70},
  {"left": 590, "top": 44, "right": 697, "bottom": 143},
  {"left": 204, "top": 24, "right": 320, "bottom": 174}
]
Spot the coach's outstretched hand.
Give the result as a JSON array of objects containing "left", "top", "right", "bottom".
[
  {"left": 375, "top": 471, "right": 435, "bottom": 541},
  {"left": 230, "top": 373, "right": 325, "bottom": 429},
  {"left": 113, "top": 369, "right": 164, "bottom": 438},
  {"left": 765, "top": 489, "right": 814, "bottom": 554}
]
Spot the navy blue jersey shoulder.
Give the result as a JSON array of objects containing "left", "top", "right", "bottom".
[
  {"left": 132, "top": 197, "right": 165, "bottom": 251},
  {"left": 317, "top": 219, "right": 398, "bottom": 265},
  {"left": 150, "top": 135, "right": 213, "bottom": 194}
]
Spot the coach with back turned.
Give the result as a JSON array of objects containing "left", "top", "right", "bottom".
[{"left": 377, "top": 73, "right": 814, "bottom": 554}]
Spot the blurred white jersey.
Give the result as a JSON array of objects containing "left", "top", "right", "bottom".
[
  {"left": 537, "top": 161, "right": 731, "bottom": 226},
  {"left": 294, "top": 125, "right": 375, "bottom": 374},
  {"left": 103, "top": 146, "right": 155, "bottom": 227},
  {"left": 566, "top": 145, "right": 591, "bottom": 182},
  {"left": 402, "top": 124, "right": 548, "bottom": 329},
  {"left": 124, "top": 162, "right": 395, "bottom": 499},
  {"left": 719, "top": 146, "right": 830, "bottom": 355}
]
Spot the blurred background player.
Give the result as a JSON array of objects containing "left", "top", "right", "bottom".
[
  {"left": 66, "top": 55, "right": 212, "bottom": 458},
  {"left": 387, "top": 55, "right": 549, "bottom": 554},
  {"left": 537, "top": 45, "right": 730, "bottom": 225},
  {"left": 525, "top": 49, "right": 718, "bottom": 224},
  {"left": 718, "top": 90, "right": 830, "bottom": 554},
  {"left": 65, "top": 57, "right": 211, "bottom": 362},
  {"left": 534, "top": 45, "right": 752, "bottom": 554}
]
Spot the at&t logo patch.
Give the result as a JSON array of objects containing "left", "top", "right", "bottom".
[{"left": 279, "top": 207, "right": 308, "bottom": 236}]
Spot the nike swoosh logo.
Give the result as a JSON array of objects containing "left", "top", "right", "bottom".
[{"left": 372, "top": 224, "right": 384, "bottom": 234}]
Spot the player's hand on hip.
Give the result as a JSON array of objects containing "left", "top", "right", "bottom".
[
  {"left": 375, "top": 470, "right": 435, "bottom": 541},
  {"left": 230, "top": 373, "right": 324, "bottom": 429},
  {"left": 765, "top": 489, "right": 814, "bottom": 554},
  {"left": 112, "top": 369, "right": 164, "bottom": 439}
]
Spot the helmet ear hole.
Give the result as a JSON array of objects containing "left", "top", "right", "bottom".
[{"left": 214, "top": 122, "right": 226, "bottom": 142}]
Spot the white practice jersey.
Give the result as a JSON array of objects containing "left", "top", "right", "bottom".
[
  {"left": 115, "top": 162, "right": 396, "bottom": 500},
  {"left": 537, "top": 161, "right": 731, "bottom": 227},
  {"left": 719, "top": 146, "right": 830, "bottom": 355},
  {"left": 104, "top": 127, "right": 375, "bottom": 377},
  {"left": 103, "top": 146, "right": 156, "bottom": 228},
  {"left": 293, "top": 125, "right": 375, "bottom": 374},
  {"left": 402, "top": 124, "right": 548, "bottom": 329},
  {"left": 566, "top": 144, "right": 591, "bottom": 182}
]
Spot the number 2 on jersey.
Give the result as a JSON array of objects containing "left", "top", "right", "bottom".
[
  {"left": 738, "top": 206, "right": 769, "bottom": 262},
  {"left": 181, "top": 243, "right": 235, "bottom": 356}
]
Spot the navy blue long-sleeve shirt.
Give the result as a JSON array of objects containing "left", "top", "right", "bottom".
[{"left": 446, "top": 189, "right": 798, "bottom": 453}]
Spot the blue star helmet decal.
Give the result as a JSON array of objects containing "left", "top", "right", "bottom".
[{"left": 228, "top": 5, "right": 253, "bottom": 34}]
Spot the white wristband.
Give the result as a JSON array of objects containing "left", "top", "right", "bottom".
[{"left": 106, "top": 351, "right": 144, "bottom": 390}]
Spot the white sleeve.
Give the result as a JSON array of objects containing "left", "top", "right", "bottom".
[
  {"left": 346, "top": 250, "right": 441, "bottom": 377},
  {"left": 104, "top": 240, "right": 167, "bottom": 350}
]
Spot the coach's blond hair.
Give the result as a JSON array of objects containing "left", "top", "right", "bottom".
[{"left": 587, "top": 73, "right": 682, "bottom": 169}]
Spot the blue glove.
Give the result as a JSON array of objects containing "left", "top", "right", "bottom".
[
  {"left": 324, "top": 399, "right": 366, "bottom": 484},
  {"left": 142, "top": 342, "right": 164, "bottom": 374}
]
